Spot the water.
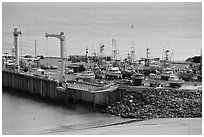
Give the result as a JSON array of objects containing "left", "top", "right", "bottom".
[
  {"left": 2, "top": 2, "right": 202, "bottom": 61},
  {"left": 2, "top": 90, "right": 128, "bottom": 134}
]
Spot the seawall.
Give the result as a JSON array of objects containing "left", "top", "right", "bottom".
[{"left": 2, "top": 70, "right": 127, "bottom": 107}]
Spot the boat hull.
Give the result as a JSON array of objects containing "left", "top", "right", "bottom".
[{"left": 178, "top": 72, "right": 193, "bottom": 81}]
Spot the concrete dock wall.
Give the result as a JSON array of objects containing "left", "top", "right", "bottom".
[
  {"left": 2, "top": 70, "right": 58, "bottom": 100},
  {"left": 61, "top": 88, "right": 127, "bottom": 106},
  {"left": 3, "top": 71, "right": 172, "bottom": 107},
  {"left": 2, "top": 70, "right": 127, "bottom": 106}
]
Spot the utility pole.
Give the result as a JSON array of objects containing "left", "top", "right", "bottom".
[{"left": 35, "top": 40, "right": 37, "bottom": 58}]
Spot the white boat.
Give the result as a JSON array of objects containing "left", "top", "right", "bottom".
[
  {"left": 76, "top": 70, "right": 95, "bottom": 79},
  {"left": 149, "top": 73, "right": 160, "bottom": 80},
  {"left": 36, "top": 68, "right": 45, "bottom": 76},
  {"left": 161, "top": 67, "right": 174, "bottom": 80},
  {"left": 131, "top": 72, "right": 144, "bottom": 86},
  {"left": 105, "top": 67, "right": 123, "bottom": 79},
  {"left": 168, "top": 75, "right": 185, "bottom": 88},
  {"left": 65, "top": 67, "right": 74, "bottom": 74}
]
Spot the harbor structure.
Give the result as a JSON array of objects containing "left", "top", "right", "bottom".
[
  {"left": 13, "top": 28, "right": 21, "bottom": 71},
  {"left": 2, "top": 26, "right": 202, "bottom": 110},
  {"left": 45, "top": 32, "right": 65, "bottom": 84}
]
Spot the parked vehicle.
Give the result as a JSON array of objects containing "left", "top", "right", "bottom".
[{"left": 50, "top": 65, "right": 57, "bottom": 69}]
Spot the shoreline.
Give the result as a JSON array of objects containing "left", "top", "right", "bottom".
[
  {"left": 3, "top": 88, "right": 202, "bottom": 135},
  {"left": 55, "top": 118, "right": 202, "bottom": 135}
]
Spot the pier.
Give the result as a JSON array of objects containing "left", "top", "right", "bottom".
[
  {"left": 2, "top": 70, "right": 127, "bottom": 107},
  {"left": 3, "top": 70, "right": 201, "bottom": 107}
]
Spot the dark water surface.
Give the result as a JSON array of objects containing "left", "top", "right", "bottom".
[{"left": 2, "top": 89, "right": 127, "bottom": 135}]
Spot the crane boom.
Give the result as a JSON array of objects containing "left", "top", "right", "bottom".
[
  {"left": 45, "top": 32, "right": 66, "bottom": 84},
  {"left": 45, "top": 32, "right": 65, "bottom": 41}
]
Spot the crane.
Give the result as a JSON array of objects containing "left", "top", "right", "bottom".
[
  {"left": 13, "top": 28, "right": 21, "bottom": 71},
  {"left": 45, "top": 32, "right": 65, "bottom": 84}
]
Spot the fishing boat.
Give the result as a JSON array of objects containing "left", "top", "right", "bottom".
[
  {"left": 104, "top": 67, "right": 123, "bottom": 79},
  {"left": 131, "top": 72, "right": 144, "bottom": 86},
  {"left": 122, "top": 67, "right": 135, "bottom": 79},
  {"left": 168, "top": 75, "right": 185, "bottom": 88},
  {"left": 178, "top": 69, "right": 193, "bottom": 81},
  {"left": 76, "top": 70, "right": 95, "bottom": 79},
  {"left": 161, "top": 67, "right": 174, "bottom": 80}
]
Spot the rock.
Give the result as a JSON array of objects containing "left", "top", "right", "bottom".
[{"left": 103, "top": 89, "right": 202, "bottom": 120}]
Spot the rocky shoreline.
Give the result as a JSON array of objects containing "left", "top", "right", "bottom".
[{"left": 102, "top": 88, "right": 202, "bottom": 119}]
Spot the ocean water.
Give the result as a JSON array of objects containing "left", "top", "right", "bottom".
[
  {"left": 2, "top": 2, "right": 202, "bottom": 61},
  {"left": 2, "top": 90, "right": 128, "bottom": 134}
]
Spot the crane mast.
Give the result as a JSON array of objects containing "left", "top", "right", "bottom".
[
  {"left": 45, "top": 32, "right": 65, "bottom": 84},
  {"left": 13, "top": 28, "right": 21, "bottom": 71}
]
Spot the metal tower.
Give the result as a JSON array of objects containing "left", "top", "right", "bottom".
[
  {"left": 13, "top": 28, "right": 21, "bottom": 71},
  {"left": 45, "top": 32, "right": 65, "bottom": 83}
]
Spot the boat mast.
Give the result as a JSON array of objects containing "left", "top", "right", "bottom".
[
  {"left": 112, "top": 39, "right": 117, "bottom": 62},
  {"left": 145, "top": 47, "right": 150, "bottom": 67},
  {"left": 35, "top": 40, "right": 37, "bottom": 58},
  {"left": 164, "top": 49, "right": 170, "bottom": 67},
  {"left": 86, "top": 47, "right": 88, "bottom": 63},
  {"left": 130, "top": 41, "right": 135, "bottom": 63}
]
